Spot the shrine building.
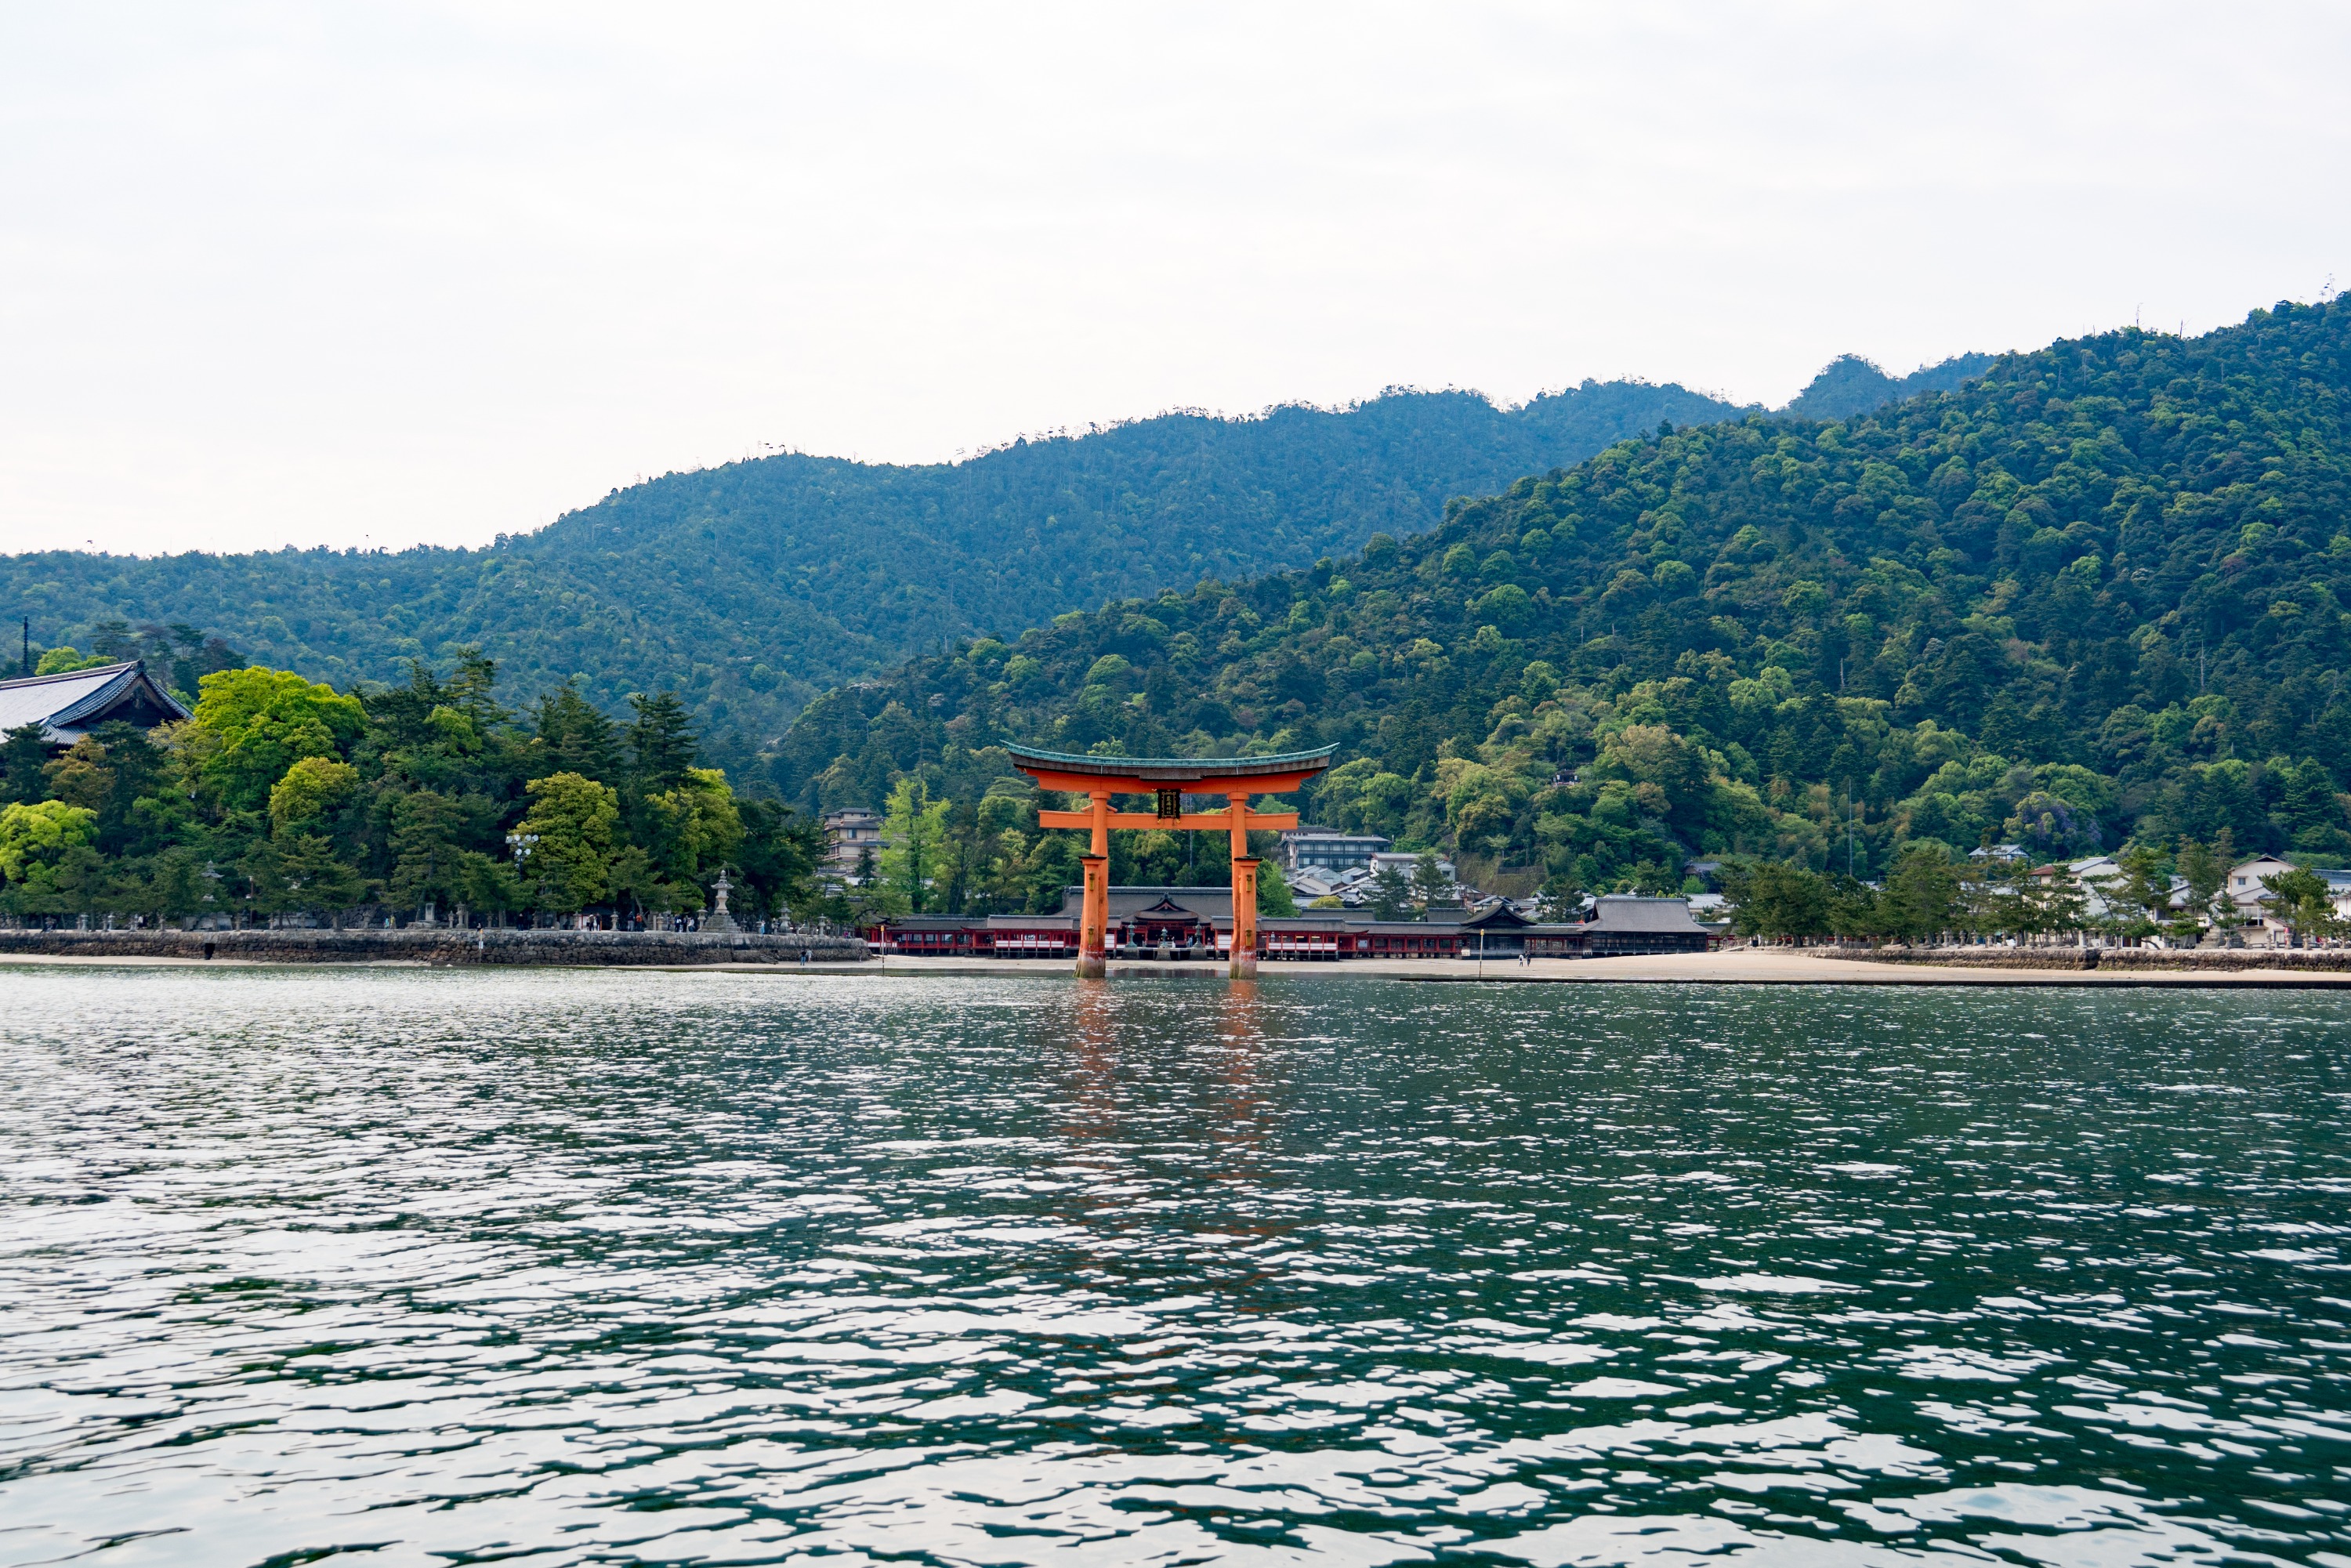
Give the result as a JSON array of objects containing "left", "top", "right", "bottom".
[{"left": 0, "top": 661, "right": 190, "bottom": 748}]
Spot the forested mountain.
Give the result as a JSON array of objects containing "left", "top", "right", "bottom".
[
  {"left": 1784, "top": 353, "right": 1997, "bottom": 421},
  {"left": 5, "top": 378, "right": 1758, "bottom": 757},
  {"left": 772, "top": 301, "right": 2351, "bottom": 900}
]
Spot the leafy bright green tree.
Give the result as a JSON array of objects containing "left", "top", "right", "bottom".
[
  {"left": 33, "top": 647, "right": 112, "bottom": 675},
  {"left": 878, "top": 775, "right": 950, "bottom": 915},
  {"left": 0, "top": 800, "right": 98, "bottom": 883},
  {"left": 268, "top": 755, "right": 360, "bottom": 835},
  {"left": 639, "top": 767, "right": 743, "bottom": 893},
  {"left": 1256, "top": 860, "right": 1298, "bottom": 916},
  {"left": 516, "top": 772, "right": 620, "bottom": 914},
  {"left": 190, "top": 667, "right": 366, "bottom": 813},
  {"left": 2261, "top": 866, "right": 2343, "bottom": 946}
]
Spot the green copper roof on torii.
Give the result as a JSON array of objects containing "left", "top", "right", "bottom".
[{"left": 1003, "top": 741, "right": 1338, "bottom": 783}]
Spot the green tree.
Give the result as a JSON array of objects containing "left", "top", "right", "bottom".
[
  {"left": 386, "top": 790, "right": 468, "bottom": 921},
  {"left": 1882, "top": 845, "right": 1962, "bottom": 942},
  {"left": 33, "top": 647, "right": 112, "bottom": 675},
  {"left": 190, "top": 667, "right": 366, "bottom": 812},
  {"left": 878, "top": 775, "right": 950, "bottom": 915},
  {"left": 1536, "top": 867, "right": 1585, "bottom": 922},
  {"left": 627, "top": 691, "right": 697, "bottom": 795},
  {"left": 2028, "top": 862, "right": 2090, "bottom": 941},
  {"left": 534, "top": 684, "right": 623, "bottom": 783},
  {"left": 2261, "top": 867, "right": 2343, "bottom": 946},
  {"left": 1257, "top": 860, "right": 1298, "bottom": 916},
  {"left": 0, "top": 800, "right": 98, "bottom": 883},
  {"left": 457, "top": 851, "right": 527, "bottom": 925},
  {"left": 151, "top": 847, "right": 205, "bottom": 925},
  {"left": 1, "top": 724, "right": 52, "bottom": 806},
  {"left": 1368, "top": 862, "right": 1414, "bottom": 921},
  {"left": 1411, "top": 849, "right": 1453, "bottom": 909},
  {"left": 516, "top": 772, "right": 620, "bottom": 914},
  {"left": 1720, "top": 859, "right": 1831, "bottom": 941},
  {"left": 2106, "top": 845, "right": 2174, "bottom": 942},
  {"left": 734, "top": 798, "right": 820, "bottom": 922},
  {"left": 2172, "top": 835, "right": 2228, "bottom": 944},
  {"left": 277, "top": 834, "right": 367, "bottom": 920},
  {"left": 638, "top": 767, "right": 744, "bottom": 895},
  {"left": 268, "top": 755, "right": 360, "bottom": 836}
]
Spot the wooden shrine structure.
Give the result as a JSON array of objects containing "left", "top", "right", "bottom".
[{"left": 1004, "top": 742, "right": 1338, "bottom": 978}]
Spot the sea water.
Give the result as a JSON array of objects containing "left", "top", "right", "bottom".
[{"left": 0, "top": 965, "right": 2346, "bottom": 1566}]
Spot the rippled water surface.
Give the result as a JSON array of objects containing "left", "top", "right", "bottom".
[{"left": 3, "top": 965, "right": 2349, "bottom": 1566}]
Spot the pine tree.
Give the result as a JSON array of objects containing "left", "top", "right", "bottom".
[
  {"left": 0, "top": 724, "right": 49, "bottom": 806},
  {"left": 535, "top": 686, "right": 623, "bottom": 782},
  {"left": 627, "top": 691, "right": 696, "bottom": 795},
  {"left": 1369, "top": 863, "right": 1414, "bottom": 921}
]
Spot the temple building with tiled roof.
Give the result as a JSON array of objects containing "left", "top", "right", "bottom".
[{"left": 0, "top": 661, "right": 190, "bottom": 747}]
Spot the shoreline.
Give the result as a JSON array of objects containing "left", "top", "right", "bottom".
[
  {"left": 0, "top": 928, "right": 871, "bottom": 969},
  {"left": 10, "top": 940, "right": 2350, "bottom": 988}
]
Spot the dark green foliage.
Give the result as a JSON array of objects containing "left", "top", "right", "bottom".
[
  {"left": 1783, "top": 353, "right": 1998, "bottom": 422},
  {"left": 3, "top": 382, "right": 1748, "bottom": 756},
  {"left": 1, "top": 725, "right": 49, "bottom": 806},
  {"left": 627, "top": 692, "right": 697, "bottom": 795},
  {"left": 0, "top": 649, "right": 820, "bottom": 928},
  {"left": 770, "top": 302, "right": 2351, "bottom": 896},
  {"left": 533, "top": 685, "right": 624, "bottom": 784}
]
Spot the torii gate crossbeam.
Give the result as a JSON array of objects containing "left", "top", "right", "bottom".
[{"left": 1005, "top": 742, "right": 1338, "bottom": 979}]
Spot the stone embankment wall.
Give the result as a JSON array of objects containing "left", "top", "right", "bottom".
[
  {"left": 0, "top": 929, "right": 870, "bottom": 968},
  {"left": 1849, "top": 944, "right": 2351, "bottom": 973}
]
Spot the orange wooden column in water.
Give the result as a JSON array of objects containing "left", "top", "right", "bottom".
[{"left": 1008, "top": 743, "right": 1336, "bottom": 980}]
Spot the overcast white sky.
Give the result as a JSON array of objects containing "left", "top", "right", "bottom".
[{"left": 3, "top": 2, "right": 2346, "bottom": 559}]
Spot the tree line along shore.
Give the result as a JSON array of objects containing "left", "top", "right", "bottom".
[
  {"left": 7, "top": 302, "right": 2351, "bottom": 937},
  {"left": 0, "top": 650, "right": 831, "bottom": 930}
]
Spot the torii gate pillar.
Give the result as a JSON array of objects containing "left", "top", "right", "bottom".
[{"left": 1007, "top": 743, "right": 1337, "bottom": 981}]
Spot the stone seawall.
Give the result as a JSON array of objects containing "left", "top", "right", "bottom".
[
  {"left": 1846, "top": 944, "right": 2351, "bottom": 973},
  {"left": 0, "top": 929, "right": 871, "bottom": 968}
]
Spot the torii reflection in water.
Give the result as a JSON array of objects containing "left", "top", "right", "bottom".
[{"left": 1053, "top": 980, "right": 1281, "bottom": 1237}]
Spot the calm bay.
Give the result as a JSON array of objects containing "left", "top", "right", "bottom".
[{"left": 2, "top": 965, "right": 2346, "bottom": 1565}]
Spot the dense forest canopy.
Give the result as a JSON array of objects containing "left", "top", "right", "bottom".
[
  {"left": 0, "top": 652, "right": 822, "bottom": 928},
  {"left": 5, "top": 378, "right": 1784, "bottom": 765},
  {"left": 1783, "top": 353, "right": 1995, "bottom": 421},
  {"left": 770, "top": 302, "right": 2351, "bottom": 906}
]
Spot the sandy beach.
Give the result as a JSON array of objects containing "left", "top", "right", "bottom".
[
  {"left": 852, "top": 948, "right": 2351, "bottom": 987},
  {"left": 7, "top": 945, "right": 2348, "bottom": 987}
]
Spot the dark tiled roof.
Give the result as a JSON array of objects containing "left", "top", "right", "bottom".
[
  {"left": 1208, "top": 914, "right": 1349, "bottom": 930},
  {"left": 0, "top": 660, "right": 190, "bottom": 743},
  {"left": 1582, "top": 896, "right": 1709, "bottom": 934},
  {"left": 1006, "top": 742, "right": 1337, "bottom": 782},
  {"left": 1059, "top": 885, "right": 1237, "bottom": 919}
]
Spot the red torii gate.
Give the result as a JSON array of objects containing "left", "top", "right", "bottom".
[{"left": 1005, "top": 742, "right": 1338, "bottom": 978}]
